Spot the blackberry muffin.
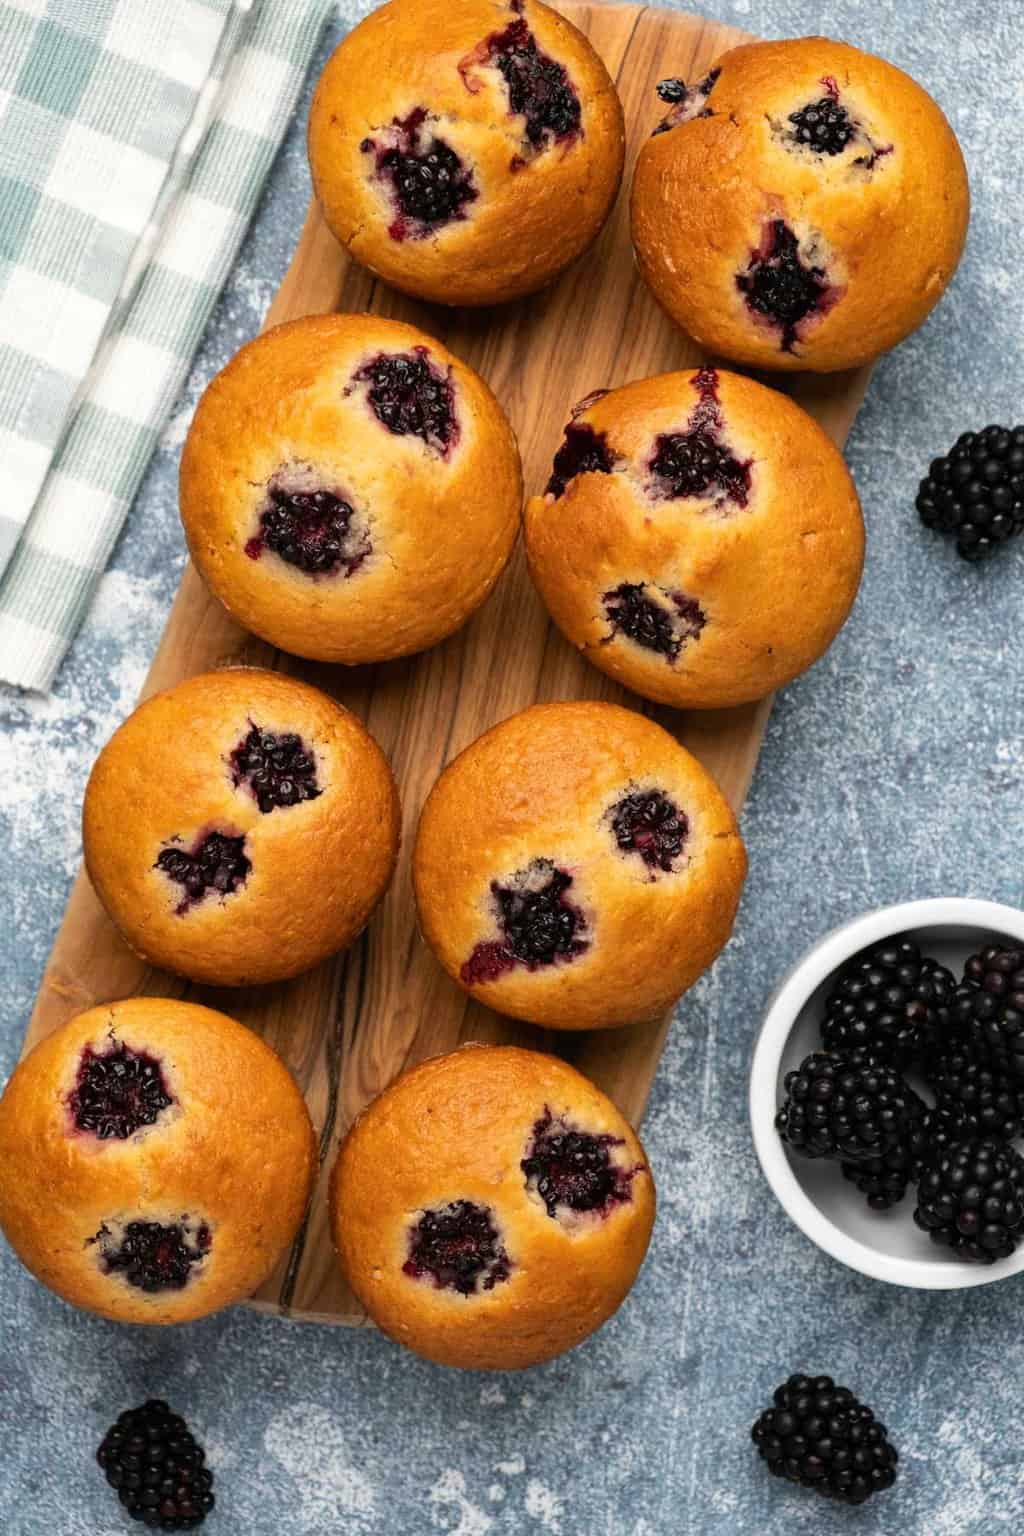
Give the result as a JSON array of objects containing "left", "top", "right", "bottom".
[
  {"left": 83, "top": 668, "right": 399, "bottom": 987},
  {"left": 632, "top": 37, "right": 969, "bottom": 372},
  {"left": 0, "top": 999, "right": 315, "bottom": 1324},
  {"left": 525, "top": 368, "right": 864, "bottom": 708},
  {"left": 180, "top": 314, "right": 522, "bottom": 664},
  {"left": 308, "top": 0, "right": 624, "bottom": 306},
  {"left": 331, "top": 1044, "right": 655, "bottom": 1368},
  {"left": 413, "top": 702, "right": 746, "bottom": 1029}
]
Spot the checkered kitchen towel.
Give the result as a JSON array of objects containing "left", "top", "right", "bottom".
[{"left": 0, "top": 0, "right": 332, "bottom": 692}]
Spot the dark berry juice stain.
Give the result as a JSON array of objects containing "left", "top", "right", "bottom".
[
  {"left": 475, "top": 19, "right": 581, "bottom": 150},
  {"left": 603, "top": 583, "right": 706, "bottom": 661},
  {"left": 230, "top": 726, "right": 320, "bottom": 814},
  {"left": 461, "top": 859, "right": 588, "bottom": 985},
  {"left": 245, "top": 481, "right": 369, "bottom": 577},
  {"left": 68, "top": 1043, "right": 173, "bottom": 1141},
  {"left": 94, "top": 1219, "right": 211, "bottom": 1293},
  {"left": 610, "top": 789, "right": 688, "bottom": 873},
  {"left": 361, "top": 108, "right": 477, "bottom": 239},
  {"left": 652, "top": 68, "right": 720, "bottom": 134},
  {"left": 648, "top": 368, "right": 752, "bottom": 506},
  {"left": 351, "top": 348, "right": 457, "bottom": 453},
  {"left": 736, "top": 220, "right": 833, "bottom": 351},
  {"left": 788, "top": 97, "right": 855, "bottom": 154},
  {"left": 546, "top": 421, "right": 614, "bottom": 496},
  {"left": 155, "top": 832, "right": 250, "bottom": 913},
  {"left": 854, "top": 142, "right": 894, "bottom": 171},
  {"left": 403, "top": 1201, "right": 510, "bottom": 1295},
  {"left": 522, "top": 1110, "right": 635, "bottom": 1216}
]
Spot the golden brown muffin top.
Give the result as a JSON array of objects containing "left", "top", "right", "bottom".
[{"left": 332, "top": 1043, "right": 655, "bottom": 1369}]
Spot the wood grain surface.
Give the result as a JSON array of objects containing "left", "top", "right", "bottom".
[{"left": 21, "top": 1, "right": 873, "bottom": 1324}]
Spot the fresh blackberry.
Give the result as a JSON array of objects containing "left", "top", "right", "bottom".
[
  {"left": 914, "top": 1138, "right": 1024, "bottom": 1263},
  {"left": 751, "top": 1374, "right": 898, "bottom": 1504},
  {"left": 788, "top": 97, "right": 855, "bottom": 155},
  {"left": 916, "top": 425, "right": 1024, "bottom": 561},
  {"left": 927, "top": 1042, "right": 1024, "bottom": 1142},
  {"left": 775, "top": 1050, "right": 925, "bottom": 1162},
  {"left": 953, "top": 944, "right": 1024, "bottom": 1076},
  {"left": 821, "top": 938, "right": 956, "bottom": 1068},
  {"left": 840, "top": 1117, "right": 930, "bottom": 1210},
  {"left": 96, "top": 1399, "right": 214, "bottom": 1529}
]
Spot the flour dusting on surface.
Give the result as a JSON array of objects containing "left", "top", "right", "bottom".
[
  {"left": 264, "top": 1404, "right": 375, "bottom": 1527},
  {"left": 428, "top": 1469, "right": 494, "bottom": 1535}
]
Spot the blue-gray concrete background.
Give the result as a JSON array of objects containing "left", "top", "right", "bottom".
[{"left": 2, "top": 2, "right": 1022, "bottom": 1532}]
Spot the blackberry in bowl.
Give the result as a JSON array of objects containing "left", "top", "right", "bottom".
[
  {"left": 180, "top": 314, "right": 522, "bottom": 667},
  {"left": 330, "top": 1044, "right": 655, "bottom": 1369},
  {"left": 751, "top": 898, "right": 1024, "bottom": 1289},
  {"left": 413, "top": 701, "right": 746, "bottom": 1030},
  {"left": 307, "top": 0, "right": 624, "bottom": 306},
  {"left": 632, "top": 37, "right": 968, "bottom": 372},
  {"left": 0, "top": 999, "right": 315, "bottom": 1324},
  {"left": 525, "top": 369, "right": 864, "bottom": 710},
  {"left": 83, "top": 667, "right": 399, "bottom": 987}
]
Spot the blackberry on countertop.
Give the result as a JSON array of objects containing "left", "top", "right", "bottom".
[
  {"left": 953, "top": 944, "right": 1024, "bottom": 1077},
  {"left": 775, "top": 1050, "right": 926, "bottom": 1163},
  {"left": 927, "top": 1041, "right": 1024, "bottom": 1143},
  {"left": 822, "top": 938, "right": 956, "bottom": 1068},
  {"left": 916, "top": 424, "right": 1024, "bottom": 561},
  {"left": 914, "top": 1138, "right": 1024, "bottom": 1263},
  {"left": 97, "top": 1399, "right": 214, "bottom": 1529},
  {"left": 751, "top": 1374, "right": 898, "bottom": 1504}
]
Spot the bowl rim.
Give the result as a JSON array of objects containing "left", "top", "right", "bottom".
[{"left": 749, "top": 896, "right": 1024, "bottom": 1290}]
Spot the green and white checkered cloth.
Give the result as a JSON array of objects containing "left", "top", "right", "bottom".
[{"left": 0, "top": 0, "right": 331, "bottom": 692}]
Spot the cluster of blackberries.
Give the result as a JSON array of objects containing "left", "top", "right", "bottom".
[
  {"left": 917, "top": 424, "right": 1024, "bottom": 561},
  {"left": 777, "top": 938, "right": 1024, "bottom": 1263},
  {"left": 96, "top": 1401, "right": 214, "bottom": 1530},
  {"left": 752, "top": 1374, "right": 897, "bottom": 1504}
]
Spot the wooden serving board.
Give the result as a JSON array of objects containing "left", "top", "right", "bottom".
[{"left": 23, "top": 1, "right": 873, "bottom": 1325}]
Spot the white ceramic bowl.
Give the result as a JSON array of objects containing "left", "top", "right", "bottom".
[{"left": 750, "top": 897, "right": 1024, "bottom": 1289}]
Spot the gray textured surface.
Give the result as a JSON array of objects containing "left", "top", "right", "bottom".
[{"left": 1, "top": 2, "right": 1022, "bottom": 1532}]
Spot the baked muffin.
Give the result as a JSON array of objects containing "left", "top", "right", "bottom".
[
  {"left": 307, "top": 0, "right": 624, "bottom": 306},
  {"left": 525, "top": 367, "right": 865, "bottom": 708},
  {"left": 332, "top": 1044, "right": 655, "bottom": 1368},
  {"left": 631, "top": 37, "right": 969, "bottom": 371},
  {"left": 83, "top": 668, "right": 399, "bottom": 987},
  {"left": 0, "top": 999, "right": 315, "bottom": 1324},
  {"left": 413, "top": 702, "right": 746, "bottom": 1029},
  {"left": 180, "top": 314, "right": 522, "bottom": 664}
]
